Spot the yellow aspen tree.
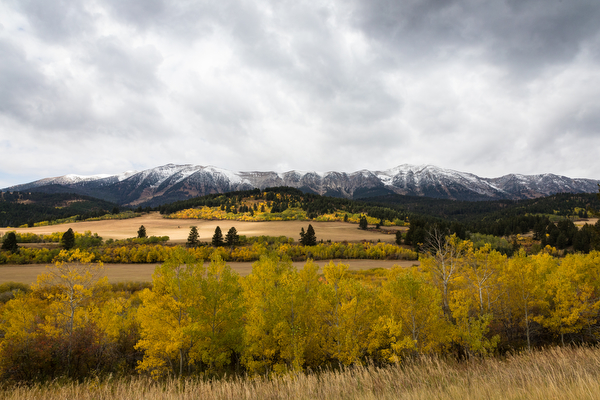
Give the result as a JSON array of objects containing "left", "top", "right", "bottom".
[
  {"left": 501, "top": 250, "right": 552, "bottom": 350},
  {"left": 0, "top": 291, "right": 49, "bottom": 378},
  {"left": 34, "top": 250, "right": 108, "bottom": 337},
  {"left": 187, "top": 254, "right": 243, "bottom": 372},
  {"left": 269, "top": 260, "right": 321, "bottom": 373},
  {"left": 419, "top": 232, "right": 470, "bottom": 318},
  {"left": 449, "top": 244, "right": 504, "bottom": 356},
  {"left": 240, "top": 254, "right": 295, "bottom": 375},
  {"left": 371, "top": 267, "right": 449, "bottom": 361},
  {"left": 535, "top": 253, "right": 600, "bottom": 344},
  {"left": 294, "top": 259, "right": 326, "bottom": 368},
  {"left": 135, "top": 248, "right": 205, "bottom": 378},
  {"left": 459, "top": 244, "right": 506, "bottom": 314},
  {"left": 319, "top": 261, "right": 375, "bottom": 365},
  {"left": 450, "top": 289, "right": 499, "bottom": 357},
  {"left": 32, "top": 249, "right": 110, "bottom": 377},
  {"left": 0, "top": 291, "right": 45, "bottom": 340}
]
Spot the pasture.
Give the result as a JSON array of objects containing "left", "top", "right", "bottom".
[
  {"left": 0, "top": 259, "right": 419, "bottom": 285},
  {"left": 0, "top": 213, "right": 416, "bottom": 284},
  {"left": 0, "top": 212, "right": 403, "bottom": 244}
]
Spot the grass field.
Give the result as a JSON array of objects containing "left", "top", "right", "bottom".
[
  {"left": 0, "top": 259, "right": 419, "bottom": 285},
  {"left": 0, "top": 212, "right": 403, "bottom": 244},
  {"left": 0, "top": 212, "right": 415, "bottom": 284},
  {"left": 2, "top": 345, "right": 599, "bottom": 400}
]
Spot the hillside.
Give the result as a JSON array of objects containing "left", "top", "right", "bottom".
[{"left": 0, "top": 191, "right": 119, "bottom": 228}]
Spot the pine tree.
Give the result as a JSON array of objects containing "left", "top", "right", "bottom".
[
  {"left": 212, "top": 226, "right": 224, "bottom": 247},
  {"left": 1, "top": 232, "right": 19, "bottom": 253},
  {"left": 395, "top": 230, "right": 403, "bottom": 245},
  {"left": 61, "top": 228, "right": 75, "bottom": 250},
  {"left": 302, "top": 224, "right": 317, "bottom": 246},
  {"left": 306, "top": 224, "right": 317, "bottom": 246},
  {"left": 137, "top": 225, "right": 147, "bottom": 238},
  {"left": 225, "top": 227, "right": 239, "bottom": 247},
  {"left": 359, "top": 215, "right": 368, "bottom": 230},
  {"left": 186, "top": 226, "right": 200, "bottom": 248}
]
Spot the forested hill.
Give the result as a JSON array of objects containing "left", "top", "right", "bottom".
[
  {"left": 363, "top": 192, "right": 600, "bottom": 251},
  {"left": 362, "top": 192, "right": 600, "bottom": 222},
  {"left": 158, "top": 187, "right": 408, "bottom": 224},
  {"left": 0, "top": 191, "right": 119, "bottom": 227}
]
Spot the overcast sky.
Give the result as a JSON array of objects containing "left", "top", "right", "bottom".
[{"left": 1, "top": 0, "right": 600, "bottom": 188}]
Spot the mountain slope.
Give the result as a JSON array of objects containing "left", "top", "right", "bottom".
[{"left": 4, "top": 164, "right": 599, "bottom": 206}]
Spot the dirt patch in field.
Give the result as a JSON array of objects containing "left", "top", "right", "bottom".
[
  {"left": 0, "top": 212, "right": 403, "bottom": 244},
  {"left": 0, "top": 259, "right": 420, "bottom": 285}
]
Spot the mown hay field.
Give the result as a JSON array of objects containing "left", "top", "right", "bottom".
[
  {"left": 0, "top": 259, "right": 419, "bottom": 285},
  {"left": 0, "top": 212, "right": 403, "bottom": 244}
]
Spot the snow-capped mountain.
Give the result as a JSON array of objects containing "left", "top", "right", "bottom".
[{"left": 4, "top": 164, "right": 599, "bottom": 206}]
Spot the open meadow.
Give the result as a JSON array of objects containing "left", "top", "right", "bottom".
[
  {"left": 2, "top": 345, "right": 600, "bottom": 400},
  {"left": 0, "top": 212, "right": 403, "bottom": 244},
  {"left": 0, "top": 212, "right": 415, "bottom": 284},
  {"left": 0, "top": 259, "right": 419, "bottom": 285}
]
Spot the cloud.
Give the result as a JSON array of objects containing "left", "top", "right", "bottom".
[{"left": 1, "top": 0, "right": 600, "bottom": 188}]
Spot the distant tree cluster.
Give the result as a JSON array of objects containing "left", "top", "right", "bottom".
[{"left": 210, "top": 226, "right": 239, "bottom": 247}]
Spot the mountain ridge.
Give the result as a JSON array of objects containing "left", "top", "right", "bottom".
[{"left": 4, "top": 164, "right": 599, "bottom": 207}]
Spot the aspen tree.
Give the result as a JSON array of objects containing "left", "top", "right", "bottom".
[
  {"left": 535, "top": 253, "right": 600, "bottom": 344},
  {"left": 371, "top": 267, "right": 449, "bottom": 361},
  {"left": 319, "top": 261, "right": 375, "bottom": 365},
  {"left": 135, "top": 248, "right": 205, "bottom": 377},
  {"left": 240, "top": 254, "right": 295, "bottom": 374},
  {"left": 501, "top": 250, "right": 551, "bottom": 350}
]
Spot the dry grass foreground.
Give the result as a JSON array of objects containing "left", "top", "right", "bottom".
[
  {"left": 0, "top": 212, "right": 404, "bottom": 244},
  {"left": 0, "top": 260, "right": 419, "bottom": 285},
  {"left": 2, "top": 346, "right": 600, "bottom": 400}
]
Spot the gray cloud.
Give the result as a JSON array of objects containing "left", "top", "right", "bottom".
[
  {"left": 1, "top": 0, "right": 600, "bottom": 187},
  {"left": 9, "top": 0, "right": 96, "bottom": 43}
]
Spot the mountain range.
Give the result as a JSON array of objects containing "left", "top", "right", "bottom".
[{"left": 3, "top": 164, "right": 599, "bottom": 207}]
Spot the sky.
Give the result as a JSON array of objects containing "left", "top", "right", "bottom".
[{"left": 1, "top": 0, "right": 600, "bottom": 188}]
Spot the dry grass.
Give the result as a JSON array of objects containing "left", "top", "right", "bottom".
[
  {"left": 0, "top": 212, "right": 401, "bottom": 245},
  {"left": 0, "top": 260, "right": 420, "bottom": 284},
  {"left": 2, "top": 346, "right": 600, "bottom": 399},
  {"left": 574, "top": 218, "right": 599, "bottom": 227}
]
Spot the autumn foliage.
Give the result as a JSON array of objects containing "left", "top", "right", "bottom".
[{"left": 2, "top": 237, "right": 600, "bottom": 383}]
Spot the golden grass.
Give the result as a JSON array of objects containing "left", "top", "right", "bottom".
[
  {"left": 2, "top": 346, "right": 600, "bottom": 400},
  {"left": 0, "top": 260, "right": 420, "bottom": 284},
  {"left": 0, "top": 212, "right": 400, "bottom": 245}
]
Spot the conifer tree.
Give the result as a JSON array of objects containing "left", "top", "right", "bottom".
[
  {"left": 212, "top": 226, "right": 224, "bottom": 247},
  {"left": 61, "top": 228, "right": 75, "bottom": 250},
  {"left": 1, "top": 231, "right": 19, "bottom": 253},
  {"left": 187, "top": 226, "right": 200, "bottom": 248},
  {"left": 225, "top": 227, "right": 239, "bottom": 247},
  {"left": 306, "top": 224, "right": 317, "bottom": 246},
  {"left": 300, "top": 224, "right": 317, "bottom": 246},
  {"left": 359, "top": 215, "right": 368, "bottom": 230},
  {"left": 137, "top": 225, "right": 147, "bottom": 238},
  {"left": 395, "top": 230, "right": 403, "bottom": 245}
]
